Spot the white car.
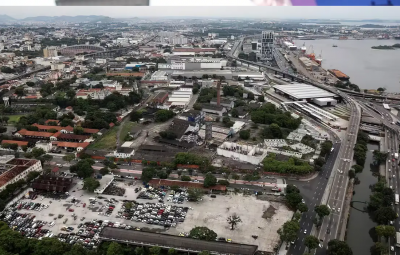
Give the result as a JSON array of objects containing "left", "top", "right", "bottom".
[
  {"left": 304, "top": 229, "right": 307, "bottom": 234},
  {"left": 391, "top": 246, "right": 394, "bottom": 251},
  {"left": 390, "top": 186, "right": 393, "bottom": 189},
  {"left": 394, "top": 175, "right": 396, "bottom": 178},
  {"left": 337, "top": 208, "right": 341, "bottom": 212},
  {"left": 389, "top": 169, "right": 391, "bottom": 172}
]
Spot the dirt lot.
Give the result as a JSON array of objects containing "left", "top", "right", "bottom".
[{"left": 169, "top": 193, "right": 293, "bottom": 252}]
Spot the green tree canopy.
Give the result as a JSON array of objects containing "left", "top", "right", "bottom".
[
  {"left": 189, "top": 227, "right": 217, "bottom": 241},
  {"left": 83, "top": 177, "right": 100, "bottom": 192},
  {"left": 203, "top": 173, "right": 217, "bottom": 188},
  {"left": 277, "top": 220, "right": 300, "bottom": 243},
  {"left": 327, "top": 239, "right": 353, "bottom": 255},
  {"left": 304, "top": 235, "right": 320, "bottom": 252},
  {"left": 314, "top": 205, "right": 330, "bottom": 218}
]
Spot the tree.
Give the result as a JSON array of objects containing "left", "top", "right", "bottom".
[
  {"left": 198, "top": 251, "right": 211, "bottom": 255},
  {"left": 106, "top": 242, "right": 124, "bottom": 255},
  {"left": 222, "top": 116, "right": 234, "bottom": 128},
  {"left": 155, "top": 110, "right": 174, "bottom": 122},
  {"left": 141, "top": 167, "right": 156, "bottom": 183},
  {"left": 203, "top": 173, "right": 217, "bottom": 188},
  {"left": 15, "top": 87, "right": 25, "bottom": 96},
  {"left": 327, "top": 239, "right": 353, "bottom": 255},
  {"left": 231, "top": 108, "right": 239, "bottom": 118},
  {"left": 277, "top": 220, "right": 300, "bottom": 244},
  {"left": 130, "top": 111, "right": 143, "bottom": 122},
  {"left": 314, "top": 205, "right": 330, "bottom": 218},
  {"left": 375, "top": 225, "right": 396, "bottom": 240},
  {"left": 304, "top": 235, "right": 320, "bottom": 252},
  {"left": 286, "top": 192, "right": 303, "bottom": 209},
  {"left": 149, "top": 246, "right": 162, "bottom": 255},
  {"left": 348, "top": 169, "right": 355, "bottom": 179},
  {"left": 100, "top": 167, "right": 109, "bottom": 175},
  {"left": 168, "top": 248, "right": 178, "bottom": 255},
  {"left": 227, "top": 214, "right": 242, "bottom": 230},
  {"left": 373, "top": 150, "right": 389, "bottom": 165},
  {"left": 187, "top": 188, "right": 204, "bottom": 202},
  {"left": 320, "top": 140, "right": 333, "bottom": 157},
  {"left": 377, "top": 87, "right": 386, "bottom": 92},
  {"left": 63, "top": 154, "right": 75, "bottom": 162},
  {"left": 189, "top": 227, "right": 217, "bottom": 241},
  {"left": 232, "top": 174, "right": 240, "bottom": 183},
  {"left": 40, "top": 154, "right": 53, "bottom": 164},
  {"left": 286, "top": 184, "right": 300, "bottom": 194},
  {"left": 31, "top": 148, "right": 45, "bottom": 158},
  {"left": 374, "top": 207, "right": 397, "bottom": 224},
  {"left": 181, "top": 175, "right": 191, "bottom": 181},
  {"left": 217, "top": 179, "right": 230, "bottom": 186},
  {"left": 73, "top": 126, "right": 84, "bottom": 135},
  {"left": 70, "top": 158, "right": 95, "bottom": 178},
  {"left": 83, "top": 177, "right": 100, "bottom": 192},
  {"left": 297, "top": 203, "right": 308, "bottom": 213},
  {"left": 371, "top": 242, "right": 389, "bottom": 255},
  {"left": 269, "top": 123, "right": 283, "bottom": 138},
  {"left": 239, "top": 130, "right": 250, "bottom": 140},
  {"left": 134, "top": 247, "right": 145, "bottom": 255}
]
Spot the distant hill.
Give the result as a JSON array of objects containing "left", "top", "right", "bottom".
[
  {"left": 0, "top": 15, "right": 114, "bottom": 23},
  {"left": 0, "top": 14, "right": 16, "bottom": 23}
]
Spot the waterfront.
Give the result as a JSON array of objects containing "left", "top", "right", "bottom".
[
  {"left": 294, "top": 39, "right": 400, "bottom": 92},
  {"left": 346, "top": 144, "right": 379, "bottom": 255}
]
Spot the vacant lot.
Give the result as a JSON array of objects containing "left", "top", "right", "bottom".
[
  {"left": 87, "top": 127, "right": 119, "bottom": 150},
  {"left": 169, "top": 194, "right": 293, "bottom": 252},
  {"left": 118, "top": 121, "right": 136, "bottom": 144},
  {"left": 6, "top": 115, "right": 25, "bottom": 125}
]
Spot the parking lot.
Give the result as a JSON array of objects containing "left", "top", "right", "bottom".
[{"left": 1, "top": 177, "right": 292, "bottom": 253}]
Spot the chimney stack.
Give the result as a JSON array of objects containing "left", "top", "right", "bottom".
[{"left": 217, "top": 81, "right": 221, "bottom": 106}]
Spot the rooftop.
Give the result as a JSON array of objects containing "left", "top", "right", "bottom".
[
  {"left": 202, "top": 103, "right": 225, "bottom": 112},
  {"left": 99, "top": 227, "right": 256, "bottom": 255},
  {"left": 273, "top": 84, "right": 336, "bottom": 100}
]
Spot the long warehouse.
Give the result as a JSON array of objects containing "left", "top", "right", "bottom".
[{"left": 273, "top": 84, "right": 337, "bottom": 101}]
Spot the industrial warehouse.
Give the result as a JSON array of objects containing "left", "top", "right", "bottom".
[{"left": 273, "top": 84, "right": 338, "bottom": 106}]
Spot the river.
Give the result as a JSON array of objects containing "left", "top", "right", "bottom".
[
  {"left": 346, "top": 143, "right": 379, "bottom": 255},
  {"left": 294, "top": 39, "right": 400, "bottom": 92}
]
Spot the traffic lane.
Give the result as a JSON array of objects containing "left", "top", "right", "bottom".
[{"left": 287, "top": 145, "right": 342, "bottom": 255}]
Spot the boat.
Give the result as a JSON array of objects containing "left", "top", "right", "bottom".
[
  {"left": 315, "top": 51, "right": 322, "bottom": 65},
  {"left": 300, "top": 43, "right": 306, "bottom": 53},
  {"left": 338, "top": 36, "right": 348, "bottom": 40},
  {"left": 328, "top": 69, "right": 350, "bottom": 81},
  {"left": 377, "top": 34, "right": 390, "bottom": 40},
  {"left": 332, "top": 44, "right": 338, "bottom": 47},
  {"left": 394, "top": 34, "right": 400, "bottom": 40}
]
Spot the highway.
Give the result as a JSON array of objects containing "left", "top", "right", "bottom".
[
  {"left": 387, "top": 130, "right": 399, "bottom": 253},
  {"left": 286, "top": 142, "right": 341, "bottom": 255},
  {"left": 314, "top": 96, "right": 360, "bottom": 254}
]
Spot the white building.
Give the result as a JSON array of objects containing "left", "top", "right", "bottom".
[
  {"left": 0, "top": 158, "right": 42, "bottom": 192},
  {"left": 35, "top": 141, "right": 53, "bottom": 152},
  {"left": 217, "top": 142, "right": 268, "bottom": 165},
  {"left": 43, "top": 46, "right": 58, "bottom": 58},
  {"left": 113, "top": 147, "right": 135, "bottom": 159},
  {"left": 150, "top": 71, "right": 168, "bottom": 81}
]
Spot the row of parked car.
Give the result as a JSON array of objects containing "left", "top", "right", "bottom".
[
  {"left": 117, "top": 201, "right": 190, "bottom": 228},
  {"left": 136, "top": 187, "right": 167, "bottom": 202},
  {"left": 0, "top": 210, "right": 54, "bottom": 239},
  {"left": 14, "top": 201, "right": 49, "bottom": 211}
]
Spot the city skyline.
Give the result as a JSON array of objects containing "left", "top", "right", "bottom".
[{"left": 0, "top": 6, "right": 399, "bottom": 20}]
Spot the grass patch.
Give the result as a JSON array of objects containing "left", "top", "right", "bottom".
[
  {"left": 119, "top": 121, "right": 136, "bottom": 144},
  {"left": 6, "top": 115, "right": 25, "bottom": 125},
  {"left": 87, "top": 126, "right": 119, "bottom": 150}
]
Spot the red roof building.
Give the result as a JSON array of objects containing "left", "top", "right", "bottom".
[{"left": 1, "top": 140, "right": 28, "bottom": 147}]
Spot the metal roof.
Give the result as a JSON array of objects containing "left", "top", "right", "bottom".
[
  {"left": 99, "top": 227, "right": 257, "bottom": 255},
  {"left": 273, "top": 84, "right": 336, "bottom": 100}
]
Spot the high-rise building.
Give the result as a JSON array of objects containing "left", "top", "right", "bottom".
[
  {"left": 261, "top": 31, "right": 274, "bottom": 61},
  {"left": 43, "top": 46, "right": 58, "bottom": 58}
]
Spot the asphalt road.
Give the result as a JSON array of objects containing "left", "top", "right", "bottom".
[
  {"left": 387, "top": 130, "right": 399, "bottom": 253},
  {"left": 286, "top": 142, "right": 341, "bottom": 255},
  {"left": 315, "top": 97, "right": 361, "bottom": 254}
]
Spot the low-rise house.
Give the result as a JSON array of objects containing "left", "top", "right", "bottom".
[
  {"left": 35, "top": 141, "right": 53, "bottom": 152},
  {"left": 55, "top": 141, "right": 90, "bottom": 152},
  {"left": 1, "top": 140, "right": 28, "bottom": 152},
  {"left": 201, "top": 104, "right": 227, "bottom": 117}
]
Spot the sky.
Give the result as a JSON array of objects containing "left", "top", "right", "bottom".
[{"left": 0, "top": 5, "right": 399, "bottom": 19}]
